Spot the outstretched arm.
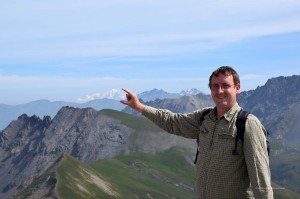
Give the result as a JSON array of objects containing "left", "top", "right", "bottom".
[
  {"left": 120, "top": 88, "right": 200, "bottom": 139},
  {"left": 120, "top": 88, "right": 145, "bottom": 112}
]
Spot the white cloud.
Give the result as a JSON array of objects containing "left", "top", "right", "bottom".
[
  {"left": 1, "top": 0, "right": 300, "bottom": 62},
  {"left": 0, "top": 75, "right": 122, "bottom": 89}
]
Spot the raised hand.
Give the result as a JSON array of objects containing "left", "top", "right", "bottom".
[{"left": 120, "top": 88, "right": 145, "bottom": 112}]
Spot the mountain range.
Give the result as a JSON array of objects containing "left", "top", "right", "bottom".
[
  {"left": 0, "top": 75, "right": 299, "bottom": 199},
  {"left": 0, "top": 88, "right": 201, "bottom": 131}
]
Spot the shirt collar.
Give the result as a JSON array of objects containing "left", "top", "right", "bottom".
[{"left": 223, "top": 103, "right": 241, "bottom": 121}]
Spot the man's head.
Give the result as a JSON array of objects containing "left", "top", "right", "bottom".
[
  {"left": 208, "top": 66, "right": 240, "bottom": 88},
  {"left": 209, "top": 66, "right": 241, "bottom": 113}
]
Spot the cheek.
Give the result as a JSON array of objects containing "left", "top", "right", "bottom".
[
  {"left": 227, "top": 92, "right": 237, "bottom": 101},
  {"left": 211, "top": 92, "right": 217, "bottom": 99}
]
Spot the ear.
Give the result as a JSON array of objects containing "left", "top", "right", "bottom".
[{"left": 235, "top": 83, "right": 241, "bottom": 94}]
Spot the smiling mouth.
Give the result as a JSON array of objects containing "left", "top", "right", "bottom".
[{"left": 217, "top": 95, "right": 226, "bottom": 99}]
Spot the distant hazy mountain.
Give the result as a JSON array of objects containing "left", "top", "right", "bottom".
[
  {"left": 137, "top": 88, "right": 180, "bottom": 102},
  {"left": 137, "top": 88, "right": 201, "bottom": 102},
  {"left": 0, "top": 88, "right": 202, "bottom": 130},
  {"left": 0, "top": 98, "right": 126, "bottom": 130}
]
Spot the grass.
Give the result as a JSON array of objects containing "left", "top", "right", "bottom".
[
  {"left": 269, "top": 138, "right": 300, "bottom": 194},
  {"left": 100, "top": 109, "right": 161, "bottom": 132},
  {"left": 273, "top": 182, "right": 300, "bottom": 199},
  {"left": 56, "top": 154, "right": 117, "bottom": 199},
  {"left": 56, "top": 148, "right": 195, "bottom": 199}
]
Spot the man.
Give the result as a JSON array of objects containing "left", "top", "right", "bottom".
[{"left": 120, "top": 66, "right": 273, "bottom": 199}]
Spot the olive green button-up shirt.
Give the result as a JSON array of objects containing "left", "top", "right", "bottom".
[{"left": 142, "top": 103, "right": 273, "bottom": 199}]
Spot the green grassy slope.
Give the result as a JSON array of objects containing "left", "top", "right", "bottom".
[
  {"left": 55, "top": 153, "right": 119, "bottom": 199},
  {"left": 270, "top": 138, "right": 300, "bottom": 195},
  {"left": 56, "top": 148, "right": 195, "bottom": 199},
  {"left": 272, "top": 182, "right": 300, "bottom": 199},
  {"left": 100, "top": 109, "right": 163, "bottom": 132}
]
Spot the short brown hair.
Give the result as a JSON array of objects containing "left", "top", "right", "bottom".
[{"left": 208, "top": 66, "right": 240, "bottom": 88}]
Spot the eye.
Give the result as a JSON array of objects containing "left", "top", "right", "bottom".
[
  {"left": 222, "top": 84, "right": 230, "bottom": 89},
  {"left": 212, "top": 85, "right": 219, "bottom": 90}
]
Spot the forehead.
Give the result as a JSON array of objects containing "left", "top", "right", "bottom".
[{"left": 211, "top": 74, "right": 234, "bottom": 84}]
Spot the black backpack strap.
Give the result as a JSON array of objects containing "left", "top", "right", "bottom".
[
  {"left": 266, "top": 130, "right": 270, "bottom": 155},
  {"left": 194, "top": 108, "right": 213, "bottom": 164},
  {"left": 232, "top": 109, "right": 249, "bottom": 155}
]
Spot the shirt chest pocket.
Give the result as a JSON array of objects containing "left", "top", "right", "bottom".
[
  {"left": 198, "top": 126, "right": 210, "bottom": 151},
  {"left": 217, "top": 130, "right": 243, "bottom": 159}
]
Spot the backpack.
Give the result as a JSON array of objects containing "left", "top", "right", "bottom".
[{"left": 194, "top": 108, "right": 270, "bottom": 164}]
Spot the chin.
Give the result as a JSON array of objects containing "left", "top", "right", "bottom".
[{"left": 217, "top": 102, "right": 230, "bottom": 108}]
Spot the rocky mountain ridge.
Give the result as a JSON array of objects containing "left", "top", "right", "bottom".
[
  {"left": 0, "top": 107, "right": 130, "bottom": 198},
  {"left": 238, "top": 75, "right": 300, "bottom": 148},
  {"left": 0, "top": 107, "right": 194, "bottom": 199}
]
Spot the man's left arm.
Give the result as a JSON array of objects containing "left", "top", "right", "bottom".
[{"left": 243, "top": 115, "right": 274, "bottom": 199}]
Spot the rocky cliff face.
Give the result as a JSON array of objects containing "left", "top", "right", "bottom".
[
  {"left": 0, "top": 107, "right": 135, "bottom": 199},
  {"left": 238, "top": 75, "right": 300, "bottom": 117},
  {"left": 238, "top": 75, "right": 300, "bottom": 149}
]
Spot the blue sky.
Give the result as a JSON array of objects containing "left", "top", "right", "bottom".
[{"left": 0, "top": 0, "right": 300, "bottom": 105}]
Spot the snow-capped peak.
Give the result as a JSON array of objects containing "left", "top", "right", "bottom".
[
  {"left": 180, "top": 88, "right": 201, "bottom": 96},
  {"left": 76, "top": 89, "right": 125, "bottom": 103}
]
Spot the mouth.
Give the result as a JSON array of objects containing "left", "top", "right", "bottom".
[{"left": 217, "top": 95, "right": 226, "bottom": 100}]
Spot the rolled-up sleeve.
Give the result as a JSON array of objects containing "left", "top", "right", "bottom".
[
  {"left": 142, "top": 105, "right": 201, "bottom": 139},
  {"left": 244, "top": 115, "right": 273, "bottom": 199}
]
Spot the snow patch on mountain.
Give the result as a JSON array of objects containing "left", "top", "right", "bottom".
[
  {"left": 180, "top": 88, "right": 201, "bottom": 96},
  {"left": 76, "top": 89, "right": 125, "bottom": 103},
  {"left": 76, "top": 88, "right": 202, "bottom": 103}
]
